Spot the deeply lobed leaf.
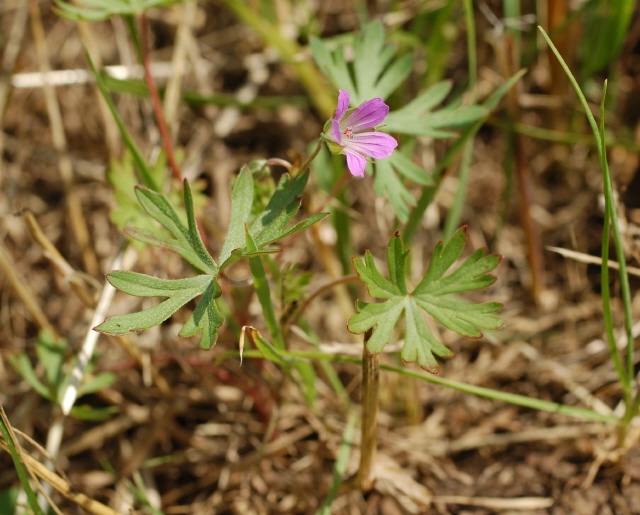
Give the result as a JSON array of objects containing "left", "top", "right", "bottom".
[
  {"left": 99, "top": 170, "right": 326, "bottom": 351},
  {"left": 348, "top": 227, "right": 502, "bottom": 373}
]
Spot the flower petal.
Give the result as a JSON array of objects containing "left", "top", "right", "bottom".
[
  {"left": 334, "top": 90, "right": 350, "bottom": 121},
  {"left": 344, "top": 149, "right": 367, "bottom": 177},
  {"left": 331, "top": 119, "right": 342, "bottom": 144},
  {"left": 342, "top": 98, "right": 389, "bottom": 132},
  {"left": 345, "top": 132, "right": 398, "bottom": 159}
]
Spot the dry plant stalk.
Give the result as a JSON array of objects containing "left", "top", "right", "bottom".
[{"left": 28, "top": 0, "right": 99, "bottom": 276}]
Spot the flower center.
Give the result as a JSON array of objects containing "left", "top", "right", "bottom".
[{"left": 344, "top": 127, "right": 354, "bottom": 139}]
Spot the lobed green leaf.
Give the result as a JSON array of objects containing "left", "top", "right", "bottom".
[
  {"left": 348, "top": 229, "right": 502, "bottom": 373},
  {"left": 96, "top": 275, "right": 212, "bottom": 335}
]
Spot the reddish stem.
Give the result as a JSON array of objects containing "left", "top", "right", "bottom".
[{"left": 140, "top": 14, "right": 182, "bottom": 183}]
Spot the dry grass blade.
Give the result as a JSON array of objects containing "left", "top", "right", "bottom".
[
  {"left": 0, "top": 241, "right": 58, "bottom": 337},
  {"left": 28, "top": 0, "right": 99, "bottom": 276},
  {"left": 0, "top": 435, "right": 119, "bottom": 515},
  {"left": 547, "top": 245, "right": 640, "bottom": 277},
  {"left": 0, "top": 1, "right": 29, "bottom": 180}
]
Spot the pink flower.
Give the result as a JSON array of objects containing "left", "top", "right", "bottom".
[{"left": 324, "top": 89, "right": 398, "bottom": 177}]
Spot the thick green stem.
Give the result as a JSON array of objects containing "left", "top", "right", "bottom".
[{"left": 357, "top": 329, "right": 379, "bottom": 491}]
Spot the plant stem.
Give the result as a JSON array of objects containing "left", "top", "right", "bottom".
[
  {"left": 139, "top": 14, "right": 182, "bottom": 183},
  {"left": 357, "top": 329, "right": 379, "bottom": 491},
  {"left": 297, "top": 138, "right": 323, "bottom": 175}
]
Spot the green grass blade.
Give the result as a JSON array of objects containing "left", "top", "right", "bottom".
[
  {"left": 539, "top": 27, "right": 633, "bottom": 411},
  {"left": 85, "top": 51, "right": 159, "bottom": 190},
  {"left": 220, "top": 350, "right": 621, "bottom": 425},
  {"left": 0, "top": 407, "right": 45, "bottom": 515},
  {"left": 246, "top": 229, "right": 285, "bottom": 349},
  {"left": 316, "top": 409, "right": 358, "bottom": 514}
]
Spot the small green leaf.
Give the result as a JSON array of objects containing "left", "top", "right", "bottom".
[
  {"left": 310, "top": 37, "right": 356, "bottom": 100},
  {"left": 8, "top": 354, "right": 52, "bottom": 401},
  {"left": 69, "top": 405, "right": 119, "bottom": 421},
  {"left": 373, "top": 149, "right": 435, "bottom": 223},
  {"left": 76, "top": 373, "right": 117, "bottom": 397},
  {"left": 387, "top": 232, "right": 409, "bottom": 293},
  {"left": 349, "top": 298, "right": 405, "bottom": 355},
  {"left": 385, "top": 104, "right": 487, "bottom": 136},
  {"left": 179, "top": 280, "right": 224, "bottom": 350},
  {"left": 348, "top": 228, "right": 502, "bottom": 373},
  {"left": 250, "top": 327, "right": 288, "bottom": 364},
  {"left": 401, "top": 298, "right": 454, "bottom": 374},
  {"left": 132, "top": 183, "right": 217, "bottom": 275},
  {"left": 220, "top": 167, "right": 255, "bottom": 265},
  {"left": 35, "top": 331, "right": 66, "bottom": 392},
  {"left": 251, "top": 172, "right": 309, "bottom": 234}
]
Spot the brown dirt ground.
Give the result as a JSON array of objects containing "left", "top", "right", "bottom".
[{"left": 2, "top": 1, "right": 640, "bottom": 514}]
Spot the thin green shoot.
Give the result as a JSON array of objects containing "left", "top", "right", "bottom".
[{"left": 539, "top": 27, "right": 635, "bottom": 425}]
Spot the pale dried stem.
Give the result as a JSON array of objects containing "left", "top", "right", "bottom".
[
  {"left": 28, "top": 0, "right": 99, "bottom": 275},
  {"left": 74, "top": 20, "right": 121, "bottom": 156},
  {"left": 0, "top": 1, "right": 29, "bottom": 181},
  {"left": 24, "top": 211, "right": 97, "bottom": 308},
  {"left": 0, "top": 241, "right": 58, "bottom": 338},
  {"left": 60, "top": 245, "right": 137, "bottom": 415},
  {"left": 163, "top": 1, "right": 198, "bottom": 141}
]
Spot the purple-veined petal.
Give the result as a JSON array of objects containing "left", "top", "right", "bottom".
[
  {"left": 334, "top": 90, "right": 350, "bottom": 121},
  {"left": 345, "top": 131, "right": 398, "bottom": 159},
  {"left": 344, "top": 149, "right": 367, "bottom": 177},
  {"left": 342, "top": 98, "right": 389, "bottom": 132},
  {"left": 331, "top": 119, "right": 342, "bottom": 144}
]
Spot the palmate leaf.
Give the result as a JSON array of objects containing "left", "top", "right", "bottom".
[
  {"left": 384, "top": 82, "right": 487, "bottom": 137},
  {"left": 310, "top": 21, "right": 412, "bottom": 105},
  {"left": 98, "top": 170, "right": 327, "bottom": 350},
  {"left": 373, "top": 150, "right": 434, "bottom": 223},
  {"left": 348, "top": 227, "right": 503, "bottom": 374}
]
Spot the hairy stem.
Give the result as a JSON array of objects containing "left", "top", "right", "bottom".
[{"left": 357, "top": 329, "right": 379, "bottom": 491}]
